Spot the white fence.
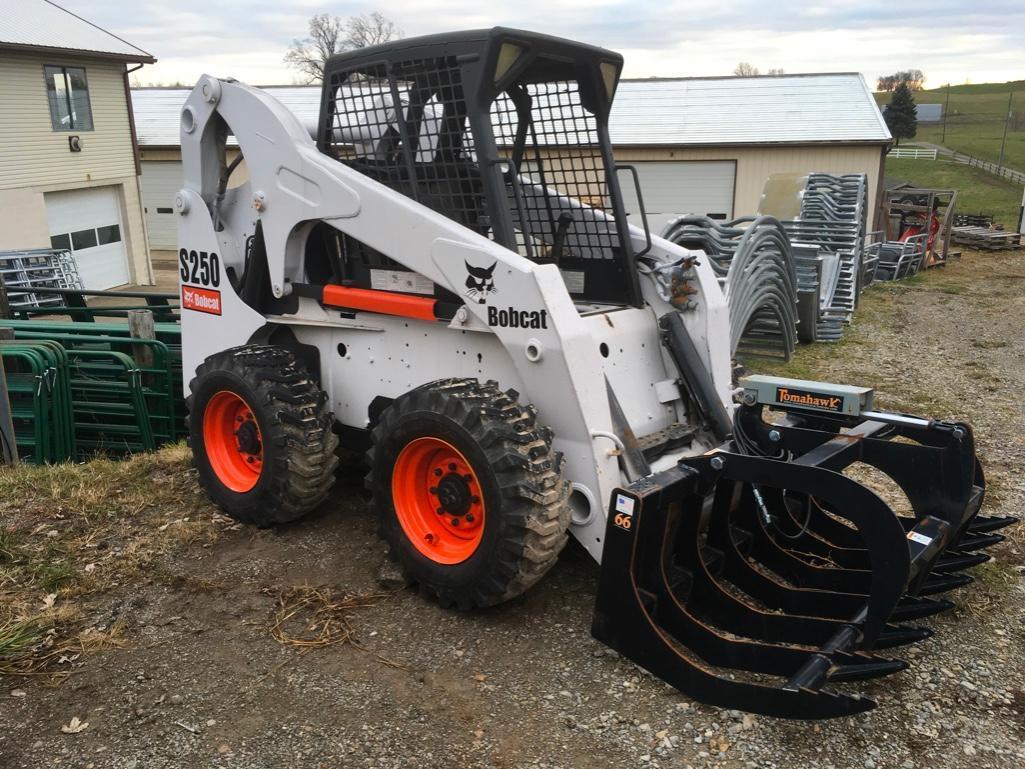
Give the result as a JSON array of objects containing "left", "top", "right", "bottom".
[
  {"left": 950, "top": 153, "right": 1025, "bottom": 186},
  {"left": 889, "top": 147, "right": 938, "bottom": 160}
]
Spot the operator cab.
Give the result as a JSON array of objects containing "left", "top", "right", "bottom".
[{"left": 312, "top": 27, "right": 644, "bottom": 308}]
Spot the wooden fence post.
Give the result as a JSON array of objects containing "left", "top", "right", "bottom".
[
  {"left": 0, "top": 327, "right": 18, "bottom": 465},
  {"left": 0, "top": 277, "right": 10, "bottom": 320},
  {"left": 127, "top": 309, "right": 156, "bottom": 369}
]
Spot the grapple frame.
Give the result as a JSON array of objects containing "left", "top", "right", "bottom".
[{"left": 592, "top": 375, "right": 1013, "bottom": 719}]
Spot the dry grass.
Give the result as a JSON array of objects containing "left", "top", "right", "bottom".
[
  {"left": 270, "top": 585, "right": 406, "bottom": 669},
  {"left": 0, "top": 443, "right": 226, "bottom": 678}
]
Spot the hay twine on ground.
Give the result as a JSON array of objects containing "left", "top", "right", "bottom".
[{"left": 269, "top": 585, "right": 407, "bottom": 669}]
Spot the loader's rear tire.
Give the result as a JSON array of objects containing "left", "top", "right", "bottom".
[
  {"left": 368, "top": 379, "right": 570, "bottom": 609},
  {"left": 187, "top": 345, "right": 338, "bottom": 526}
]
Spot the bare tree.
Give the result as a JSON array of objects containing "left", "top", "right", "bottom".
[
  {"left": 876, "top": 69, "right": 926, "bottom": 92},
  {"left": 345, "top": 11, "right": 402, "bottom": 49},
  {"left": 285, "top": 12, "right": 403, "bottom": 83},
  {"left": 767, "top": 68, "right": 784, "bottom": 76},
  {"left": 734, "top": 62, "right": 760, "bottom": 77}
]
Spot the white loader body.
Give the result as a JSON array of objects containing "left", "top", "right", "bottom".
[{"left": 176, "top": 75, "right": 733, "bottom": 561}]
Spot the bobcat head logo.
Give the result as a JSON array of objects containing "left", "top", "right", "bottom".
[{"left": 464, "top": 261, "right": 497, "bottom": 304}]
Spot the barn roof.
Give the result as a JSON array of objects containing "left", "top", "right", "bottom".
[{"left": 131, "top": 73, "right": 890, "bottom": 149}]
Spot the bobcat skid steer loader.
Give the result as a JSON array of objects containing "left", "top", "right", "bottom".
[{"left": 176, "top": 28, "right": 1013, "bottom": 718}]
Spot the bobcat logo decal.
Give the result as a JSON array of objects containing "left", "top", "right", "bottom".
[{"left": 464, "top": 261, "right": 497, "bottom": 304}]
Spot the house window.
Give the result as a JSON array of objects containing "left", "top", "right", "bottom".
[
  {"left": 44, "top": 66, "right": 94, "bottom": 131},
  {"left": 50, "top": 233, "right": 72, "bottom": 251},
  {"left": 50, "top": 223, "right": 122, "bottom": 252},
  {"left": 71, "top": 228, "right": 98, "bottom": 250}
]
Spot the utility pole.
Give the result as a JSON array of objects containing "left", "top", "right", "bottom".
[
  {"left": 998, "top": 91, "right": 1012, "bottom": 170},
  {"left": 941, "top": 83, "right": 951, "bottom": 144},
  {"left": 1019, "top": 186, "right": 1025, "bottom": 235}
]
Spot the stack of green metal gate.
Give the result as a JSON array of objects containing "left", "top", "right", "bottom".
[
  {"left": 0, "top": 319, "right": 184, "bottom": 463},
  {"left": 0, "top": 340, "right": 75, "bottom": 463}
]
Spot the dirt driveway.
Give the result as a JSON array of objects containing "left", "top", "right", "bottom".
[{"left": 2, "top": 249, "right": 1024, "bottom": 769}]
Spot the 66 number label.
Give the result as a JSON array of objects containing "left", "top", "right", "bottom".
[{"left": 179, "top": 248, "right": 220, "bottom": 287}]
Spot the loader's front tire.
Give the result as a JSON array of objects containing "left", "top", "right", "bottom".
[
  {"left": 368, "top": 379, "right": 570, "bottom": 609},
  {"left": 187, "top": 345, "right": 338, "bottom": 526}
]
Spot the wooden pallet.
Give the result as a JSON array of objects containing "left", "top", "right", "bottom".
[{"left": 950, "top": 226, "right": 1023, "bottom": 251}]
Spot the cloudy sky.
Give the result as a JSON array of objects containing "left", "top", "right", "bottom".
[{"left": 67, "top": 0, "right": 1023, "bottom": 88}]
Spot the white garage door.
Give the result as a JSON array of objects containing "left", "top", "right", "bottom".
[
  {"left": 619, "top": 161, "right": 736, "bottom": 235},
  {"left": 140, "top": 160, "right": 182, "bottom": 250},
  {"left": 45, "top": 186, "right": 129, "bottom": 289}
]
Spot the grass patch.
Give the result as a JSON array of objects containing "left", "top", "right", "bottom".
[
  {"left": 884, "top": 157, "right": 1022, "bottom": 227},
  {"left": 972, "top": 560, "right": 1018, "bottom": 591},
  {"left": 746, "top": 268, "right": 964, "bottom": 418},
  {"left": 0, "top": 444, "right": 224, "bottom": 678},
  {"left": 0, "top": 617, "right": 49, "bottom": 673},
  {"left": 0, "top": 528, "right": 20, "bottom": 562}
]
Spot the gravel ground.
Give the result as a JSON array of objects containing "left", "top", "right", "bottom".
[{"left": 2, "top": 249, "right": 1023, "bottom": 769}]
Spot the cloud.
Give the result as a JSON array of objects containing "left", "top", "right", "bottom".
[{"left": 61, "top": 0, "right": 1024, "bottom": 87}]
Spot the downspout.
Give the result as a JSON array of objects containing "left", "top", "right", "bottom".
[
  {"left": 124, "top": 63, "right": 144, "bottom": 175},
  {"left": 874, "top": 143, "right": 890, "bottom": 233}
]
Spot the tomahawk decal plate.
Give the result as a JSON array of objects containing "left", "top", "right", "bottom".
[
  {"left": 775, "top": 386, "right": 844, "bottom": 413},
  {"left": 739, "top": 375, "right": 874, "bottom": 416}
]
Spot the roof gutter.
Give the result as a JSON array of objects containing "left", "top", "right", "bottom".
[
  {"left": 609, "top": 140, "right": 893, "bottom": 149},
  {"left": 0, "top": 41, "right": 155, "bottom": 64}
]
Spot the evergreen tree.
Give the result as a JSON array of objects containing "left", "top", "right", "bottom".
[{"left": 884, "top": 83, "right": 918, "bottom": 145}]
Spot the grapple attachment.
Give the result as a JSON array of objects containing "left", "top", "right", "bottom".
[{"left": 591, "top": 376, "right": 1015, "bottom": 719}]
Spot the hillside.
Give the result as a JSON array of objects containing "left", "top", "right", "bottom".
[{"left": 875, "top": 80, "right": 1025, "bottom": 170}]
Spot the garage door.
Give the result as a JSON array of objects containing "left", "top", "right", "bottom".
[
  {"left": 140, "top": 161, "right": 182, "bottom": 250},
  {"left": 45, "top": 186, "right": 129, "bottom": 289},
  {"left": 618, "top": 161, "right": 736, "bottom": 235}
]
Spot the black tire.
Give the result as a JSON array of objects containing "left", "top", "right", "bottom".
[
  {"left": 187, "top": 345, "right": 338, "bottom": 525},
  {"left": 368, "top": 379, "right": 571, "bottom": 609}
]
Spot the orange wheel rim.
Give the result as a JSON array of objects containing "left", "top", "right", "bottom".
[
  {"left": 392, "top": 437, "right": 486, "bottom": 564},
  {"left": 204, "top": 390, "right": 263, "bottom": 493}
]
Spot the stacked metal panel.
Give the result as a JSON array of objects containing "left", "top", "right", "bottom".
[
  {"left": 661, "top": 215, "right": 800, "bottom": 359},
  {"left": 868, "top": 235, "right": 928, "bottom": 281},
  {"left": 759, "top": 173, "right": 870, "bottom": 342},
  {"left": 0, "top": 249, "right": 85, "bottom": 311}
]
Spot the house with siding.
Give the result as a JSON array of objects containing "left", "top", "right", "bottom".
[{"left": 0, "top": 0, "right": 155, "bottom": 288}]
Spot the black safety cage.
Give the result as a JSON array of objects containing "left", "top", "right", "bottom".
[{"left": 316, "top": 27, "right": 643, "bottom": 306}]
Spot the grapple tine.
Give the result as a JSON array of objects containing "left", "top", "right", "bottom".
[
  {"left": 890, "top": 596, "right": 954, "bottom": 620},
  {"left": 956, "top": 533, "right": 1006, "bottom": 551},
  {"left": 875, "top": 625, "right": 933, "bottom": 648},
  {"left": 935, "top": 551, "right": 991, "bottom": 572},
  {"left": 967, "top": 515, "right": 1019, "bottom": 534},
  {"left": 828, "top": 658, "right": 907, "bottom": 682},
  {"left": 918, "top": 573, "right": 974, "bottom": 595}
]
